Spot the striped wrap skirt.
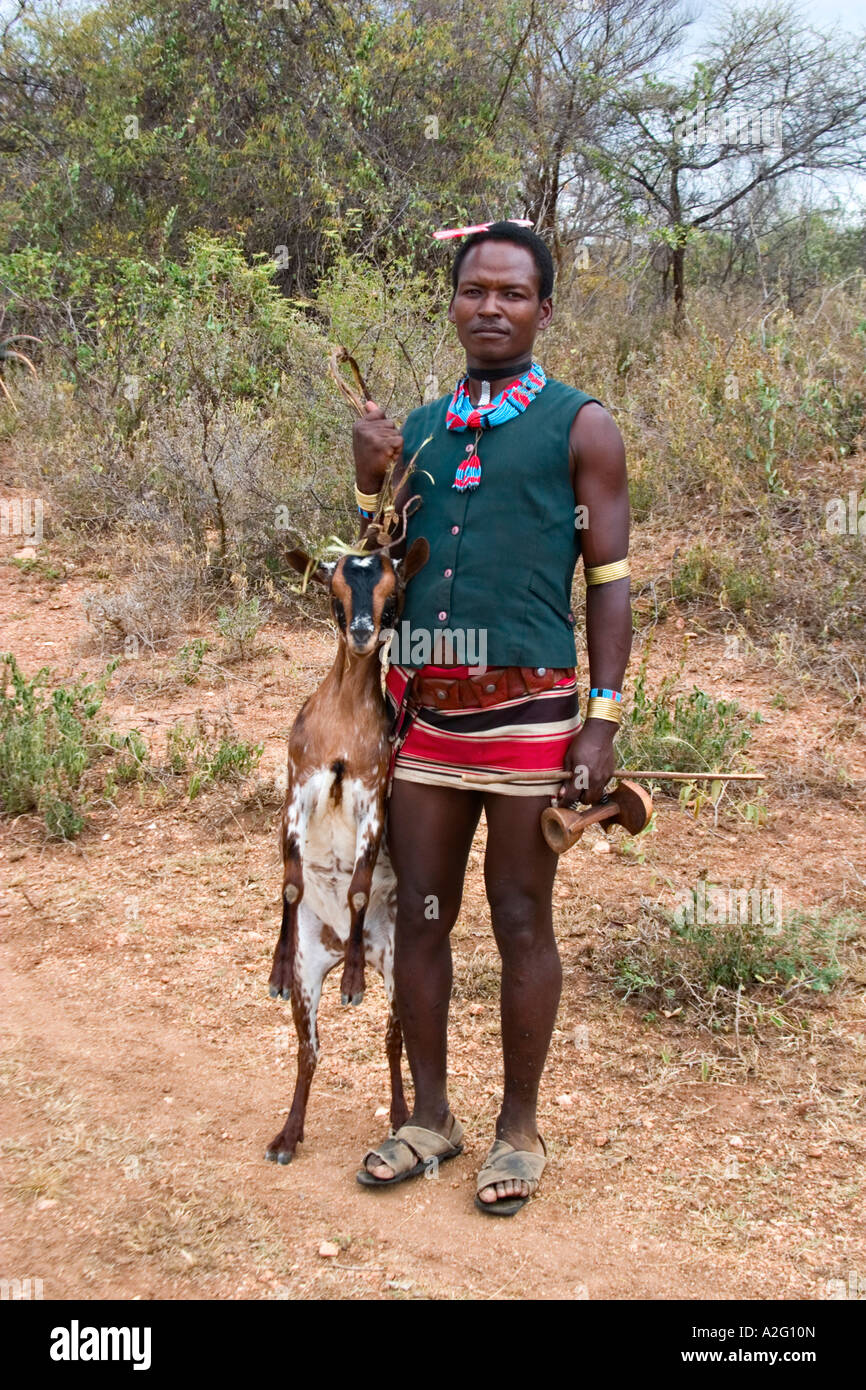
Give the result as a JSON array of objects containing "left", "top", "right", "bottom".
[{"left": 384, "top": 663, "right": 582, "bottom": 797}]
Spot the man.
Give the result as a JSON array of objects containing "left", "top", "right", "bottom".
[{"left": 351, "top": 222, "right": 631, "bottom": 1215}]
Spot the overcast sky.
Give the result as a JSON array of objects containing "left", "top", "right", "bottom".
[
  {"left": 2, "top": 0, "right": 864, "bottom": 34},
  {"left": 683, "top": 0, "right": 866, "bottom": 45}
]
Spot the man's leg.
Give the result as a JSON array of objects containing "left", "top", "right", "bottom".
[
  {"left": 478, "top": 792, "right": 561, "bottom": 1205},
  {"left": 363, "top": 779, "right": 483, "bottom": 1179}
]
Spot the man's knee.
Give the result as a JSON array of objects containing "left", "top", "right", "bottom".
[
  {"left": 396, "top": 881, "right": 461, "bottom": 938},
  {"left": 488, "top": 888, "right": 554, "bottom": 957}
]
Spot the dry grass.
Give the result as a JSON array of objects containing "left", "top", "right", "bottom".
[
  {"left": 452, "top": 945, "right": 501, "bottom": 1002},
  {"left": 119, "top": 1187, "right": 286, "bottom": 1277}
]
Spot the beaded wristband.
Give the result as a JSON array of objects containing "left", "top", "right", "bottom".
[
  {"left": 585, "top": 695, "right": 623, "bottom": 726},
  {"left": 357, "top": 506, "right": 375, "bottom": 519},
  {"left": 589, "top": 687, "right": 623, "bottom": 702}
]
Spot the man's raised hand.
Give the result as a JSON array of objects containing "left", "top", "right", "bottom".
[{"left": 353, "top": 401, "right": 403, "bottom": 495}]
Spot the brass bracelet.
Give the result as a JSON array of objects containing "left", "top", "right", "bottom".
[
  {"left": 355, "top": 484, "right": 382, "bottom": 511},
  {"left": 585, "top": 695, "right": 623, "bottom": 726},
  {"left": 584, "top": 558, "right": 630, "bottom": 586}
]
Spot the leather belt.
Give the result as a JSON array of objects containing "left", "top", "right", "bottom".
[{"left": 410, "top": 665, "right": 574, "bottom": 713}]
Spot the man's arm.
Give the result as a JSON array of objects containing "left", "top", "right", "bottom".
[{"left": 557, "top": 402, "right": 631, "bottom": 806}]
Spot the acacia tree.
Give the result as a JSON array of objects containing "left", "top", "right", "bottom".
[
  {"left": 508, "top": 0, "right": 689, "bottom": 267},
  {"left": 598, "top": 2, "right": 866, "bottom": 309}
]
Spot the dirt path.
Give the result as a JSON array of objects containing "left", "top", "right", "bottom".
[{"left": 1, "top": 501, "right": 865, "bottom": 1300}]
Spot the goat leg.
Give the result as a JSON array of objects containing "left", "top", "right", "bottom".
[
  {"left": 340, "top": 839, "right": 377, "bottom": 1006},
  {"left": 269, "top": 854, "right": 303, "bottom": 1001},
  {"left": 265, "top": 972, "right": 318, "bottom": 1164},
  {"left": 340, "top": 894, "right": 368, "bottom": 1006},
  {"left": 386, "top": 1008, "right": 408, "bottom": 1131},
  {"left": 270, "top": 797, "right": 303, "bottom": 1000}
]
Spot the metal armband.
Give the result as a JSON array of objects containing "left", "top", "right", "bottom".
[{"left": 584, "top": 558, "right": 630, "bottom": 586}]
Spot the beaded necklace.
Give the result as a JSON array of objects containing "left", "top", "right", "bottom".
[{"left": 444, "top": 360, "right": 547, "bottom": 490}]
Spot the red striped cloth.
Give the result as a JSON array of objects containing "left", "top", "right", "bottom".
[{"left": 385, "top": 664, "right": 581, "bottom": 797}]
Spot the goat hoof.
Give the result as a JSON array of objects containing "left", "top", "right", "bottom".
[
  {"left": 351, "top": 990, "right": 364, "bottom": 1006},
  {"left": 281, "top": 987, "right": 290, "bottom": 1001},
  {"left": 268, "top": 984, "right": 279, "bottom": 999},
  {"left": 265, "top": 1137, "right": 297, "bottom": 1164},
  {"left": 340, "top": 992, "right": 350, "bottom": 1006},
  {"left": 264, "top": 1148, "right": 294, "bottom": 1166}
]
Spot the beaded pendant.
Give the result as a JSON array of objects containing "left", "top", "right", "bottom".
[{"left": 453, "top": 435, "right": 482, "bottom": 491}]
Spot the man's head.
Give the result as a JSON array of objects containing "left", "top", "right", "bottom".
[{"left": 448, "top": 222, "right": 554, "bottom": 365}]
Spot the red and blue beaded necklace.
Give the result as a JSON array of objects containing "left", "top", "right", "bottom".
[{"left": 445, "top": 359, "right": 547, "bottom": 490}]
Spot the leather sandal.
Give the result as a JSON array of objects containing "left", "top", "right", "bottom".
[
  {"left": 474, "top": 1136, "right": 547, "bottom": 1216},
  {"left": 356, "top": 1116, "right": 464, "bottom": 1188}
]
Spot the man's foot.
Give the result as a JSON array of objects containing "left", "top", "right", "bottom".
[
  {"left": 476, "top": 1129, "right": 546, "bottom": 1213},
  {"left": 365, "top": 1154, "right": 396, "bottom": 1180},
  {"left": 362, "top": 1111, "right": 460, "bottom": 1182}
]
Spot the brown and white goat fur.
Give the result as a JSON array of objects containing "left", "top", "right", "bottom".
[{"left": 265, "top": 538, "right": 429, "bottom": 1164}]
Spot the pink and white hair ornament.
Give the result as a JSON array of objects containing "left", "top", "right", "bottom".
[{"left": 432, "top": 218, "right": 534, "bottom": 241}]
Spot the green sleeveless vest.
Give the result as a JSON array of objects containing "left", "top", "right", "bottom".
[{"left": 397, "top": 377, "right": 600, "bottom": 668}]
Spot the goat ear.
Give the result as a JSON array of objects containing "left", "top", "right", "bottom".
[
  {"left": 286, "top": 549, "right": 336, "bottom": 588},
  {"left": 286, "top": 548, "right": 312, "bottom": 574},
  {"left": 396, "top": 537, "right": 430, "bottom": 585}
]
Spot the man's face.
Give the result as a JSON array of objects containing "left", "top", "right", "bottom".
[{"left": 448, "top": 239, "right": 553, "bottom": 365}]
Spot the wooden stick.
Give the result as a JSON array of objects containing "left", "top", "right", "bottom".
[
  {"left": 327, "top": 345, "right": 372, "bottom": 416},
  {"left": 617, "top": 771, "right": 765, "bottom": 782},
  {"left": 461, "top": 772, "right": 767, "bottom": 783}
]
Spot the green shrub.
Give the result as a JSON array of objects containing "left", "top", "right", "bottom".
[
  {"left": 0, "top": 653, "right": 115, "bottom": 837},
  {"left": 173, "top": 638, "right": 210, "bottom": 685},
  {"left": 594, "top": 898, "right": 857, "bottom": 1032},
  {"left": 670, "top": 894, "right": 848, "bottom": 994},
  {"left": 107, "top": 728, "right": 150, "bottom": 784},
  {"left": 166, "top": 713, "right": 262, "bottom": 799},
  {"left": 0, "top": 231, "right": 352, "bottom": 576},
  {"left": 8, "top": 556, "right": 64, "bottom": 581},
  {"left": 216, "top": 592, "right": 269, "bottom": 661},
  {"left": 615, "top": 639, "right": 757, "bottom": 789}
]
